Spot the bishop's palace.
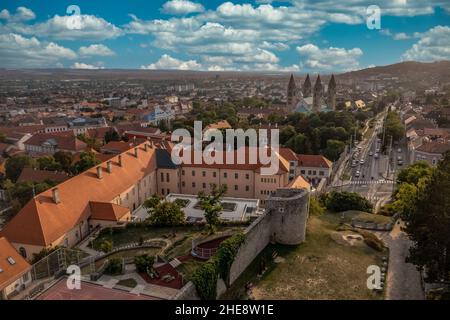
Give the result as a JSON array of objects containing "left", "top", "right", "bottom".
[{"left": 286, "top": 73, "right": 337, "bottom": 114}]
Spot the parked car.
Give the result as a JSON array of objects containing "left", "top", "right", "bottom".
[{"left": 355, "top": 171, "right": 360, "bottom": 178}]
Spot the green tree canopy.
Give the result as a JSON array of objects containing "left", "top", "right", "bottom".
[
  {"left": 70, "top": 152, "right": 101, "bottom": 175},
  {"left": 5, "top": 155, "right": 34, "bottom": 182},
  {"left": 147, "top": 201, "right": 185, "bottom": 227},
  {"left": 322, "top": 191, "right": 373, "bottom": 213},
  {"left": 198, "top": 184, "right": 227, "bottom": 234},
  {"left": 404, "top": 152, "right": 450, "bottom": 282}
]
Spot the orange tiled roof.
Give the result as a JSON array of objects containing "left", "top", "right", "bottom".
[
  {"left": 17, "top": 168, "right": 70, "bottom": 184},
  {"left": 287, "top": 175, "right": 311, "bottom": 190},
  {"left": 0, "top": 142, "right": 157, "bottom": 247},
  {"left": 296, "top": 154, "right": 333, "bottom": 169},
  {"left": 89, "top": 201, "right": 130, "bottom": 221},
  {"left": 0, "top": 237, "right": 31, "bottom": 290}
]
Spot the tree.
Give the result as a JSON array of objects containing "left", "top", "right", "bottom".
[
  {"left": 104, "top": 129, "right": 121, "bottom": 144},
  {"left": 280, "top": 125, "right": 296, "bottom": 145},
  {"left": 54, "top": 151, "right": 73, "bottom": 172},
  {"left": 70, "top": 152, "right": 101, "bottom": 175},
  {"left": 143, "top": 194, "right": 162, "bottom": 212},
  {"left": 285, "top": 133, "right": 312, "bottom": 154},
  {"left": 134, "top": 255, "right": 154, "bottom": 273},
  {"left": 147, "top": 201, "right": 185, "bottom": 227},
  {"left": 404, "top": 152, "right": 450, "bottom": 282},
  {"left": 6, "top": 180, "right": 57, "bottom": 207},
  {"left": 37, "top": 156, "right": 62, "bottom": 171},
  {"left": 198, "top": 184, "right": 227, "bottom": 234},
  {"left": 397, "top": 161, "right": 433, "bottom": 186},
  {"left": 322, "top": 191, "right": 373, "bottom": 213},
  {"left": 324, "top": 139, "right": 346, "bottom": 161},
  {"left": 5, "top": 155, "right": 34, "bottom": 182}
]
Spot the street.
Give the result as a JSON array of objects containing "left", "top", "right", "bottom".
[{"left": 330, "top": 108, "right": 425, "bottom": 300}]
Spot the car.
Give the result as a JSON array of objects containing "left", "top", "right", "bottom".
[
  {"left": 351, "top": 160, "right": 357, "bottom": 167},
  {"left": 374, "top": 153, "right": 379, "bottom": 159},
  {"left": 369, "top": 151, "right": 373, "bottom": 156},
  {"left": 397, "top": 148, "right": 402, "bottom": 153},
  {"left": 355, "top": 171, "right": 360, "bottom": 178},
  {"left": 398, "top": 160, "right": 403, "bottom": 166},
  {"left": 376, "top": 148, "right": 380, "bottom": 153},
  {"left": 360, "top": 159, "right": 365, "bottom": 165}
]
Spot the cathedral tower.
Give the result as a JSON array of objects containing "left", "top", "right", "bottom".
[
  {"left": 302, "top": 74, "right": 312, "bottom": 97},
  {"left": 313, "top": 75, "right": 323, "bottom": 113},
  {"left": 327, "top": 74, "right": 336, "bottom": 111},
  {"left": 287, "top": 74, "right": 297, "bottom": 107}
]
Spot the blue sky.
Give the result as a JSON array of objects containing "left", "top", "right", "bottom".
[{"left": 0, "top": 0, "right": 449, "bottom": 72}]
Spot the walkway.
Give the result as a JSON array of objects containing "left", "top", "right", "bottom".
[{"left": 376, "top": 222, "right": 425, "bottom": 300}]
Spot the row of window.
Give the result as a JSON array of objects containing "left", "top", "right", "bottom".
[
  {"left": 181, "top": 170, "right": 250, "bottom": 180},
  {"left": 260, "top": 177, "right": 277, "bottom": 183},
  {"left": 181, "top": 181, "right": 250, "bottom": 192},
  {"left": 300, "top": 170, "right": 326, "bottom": 176}
]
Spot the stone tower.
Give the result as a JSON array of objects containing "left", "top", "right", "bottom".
[
  {"left": 313, "top": 75, "right": 323, "bottom": 113},
  {"left": 266, "top": 188, "right": 310, "bottom": 245},
  {"left": 302, "top": 73, "right": 312, "bottom": 97},
  {"left": 327, "top": 74, "right": 336, "bottom": 111},
  {"left": 287, "top": 74, "right": 297, "bottom": 108}
]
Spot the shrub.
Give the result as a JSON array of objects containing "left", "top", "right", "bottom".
[
  {"left": 322, "top": 191, "right": 373, "bottom": 213},
  {"left": 105, "top": 258, "right": 123, "bottom": 275},
  {"left": 99, "top": 240, "right": 113, "bottom": 253},
  {"left": 134, "top": 255, "right": 154, "bottom": 273}
]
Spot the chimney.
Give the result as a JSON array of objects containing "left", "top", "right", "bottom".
[
  {"left": 52, "top": 188, "right": 60, "bottom": 204},
  {"left": 134, "top": 147, "right": 138, "bottom": 158},
  {"left": 96, "top": 166, "right": 103, "bottom": 179},
  {"left": 107, "top": 161, "right": 112, "bottom": 173},
  {"left": 118, "top": 154, "right": 123, "bottom": 167}
]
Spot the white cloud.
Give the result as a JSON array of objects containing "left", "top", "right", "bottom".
[
  {"left": 1, "top": 14, "right": 123, "bottom": 41},
  {"left": 161, "top": 0, "right": 205, "bottom": 15},
  {"left": 72, "top": 62, "right": 104, "bottom": 69},
  {"left": 296, "top": 44, "right": 363, "bottom": 71},
  {"left": 380, "top": 29, "right": 411, "bottom": 40},
  {"left": 402, "top": 25, "right": 450, "bottom": 62},
  {"left": 0, "top": 7, "right": 36, "bottom": 22},
  {"left": 141, "top": 54, "right": 202, "bottom": 70},
  {"left": 0, "top": 33, "right": 77, "bottom": 68},
  {"left": 79, "top": 44, "right": 115, "bottom": 56}
]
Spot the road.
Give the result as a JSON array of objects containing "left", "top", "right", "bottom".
[{"left": 330, "top": 107, "right": 425, "bottom": 300}]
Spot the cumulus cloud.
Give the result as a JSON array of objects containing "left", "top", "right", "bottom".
[
  {"left": 161, "top": 0, "right": 205, "bottom": 15},
  {"left": 402, "top": 25, "right": 450, "bottom": 62},
  {"left": 79, "top": 44, "right": 115, "bottom": 56},
  {"left": 1, "top": 13, "right": 123, "bottom": 41},
  {"left": 141, "top": 54, "right": 202, "bottom": 70},
  {"left": 0, "top": 7, "right": 36, "bottom": 22},
  {"left": 380, "top": 29, "right": 411, "bottom": 40},
  {"left": 296, "top": 44, "right": 363, "bottom": 71},
  {"left": 72, "top": 62, "right": 104, "bottom": 69},
  {"left": 0, "top": 33, "right": 77, "bottom": 68}
]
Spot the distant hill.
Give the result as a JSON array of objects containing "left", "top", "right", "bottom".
[{"left": 339, "top": 61, "right": 450, "bottom": 82}]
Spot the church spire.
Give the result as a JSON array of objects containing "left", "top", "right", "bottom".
[
  {"left": 313, "top": 75, "right": 323, "bottom": 113},
  {"left": 303, "top": 73, "right": 312, "bottom": 97},
  {"left": 327, "top": 74, "right": 337, "bottom": 111},
  {"left": 287, "top": 74, "right": 297, "bottom": 107}
]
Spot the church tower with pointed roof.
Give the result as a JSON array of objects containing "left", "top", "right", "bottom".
[
  {"left": 327, "top": 74, "right": 336, "bottom": 111},
  {"left": 287, "top": 74, "right": 297, "bottom": 108},
  {"left": 302, "top": 74, "right": 312, "bottom": 97},
  {"left": 313, "top": 75, "right": 323, "bottom": 113}
]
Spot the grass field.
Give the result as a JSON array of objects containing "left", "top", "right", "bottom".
[{"left": 223, "top": 213, "right": 387, "bottom": 300}]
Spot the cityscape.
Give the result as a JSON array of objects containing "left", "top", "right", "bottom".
[{"left": 0, "top": 0, "right": 449, "bottom": 306}]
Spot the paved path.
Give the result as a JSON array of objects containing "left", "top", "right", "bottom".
[{"left": 376, "top": 222, "right": 425, "bottom": 300}]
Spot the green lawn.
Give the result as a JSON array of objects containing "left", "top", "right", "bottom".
[
  {"left": 116, "top": 278, "right": 138, "bottom": 288},
  {"left": 223, "top": 213, "right": 386, "bottom": 300},
  {"left": 335, "top": 210, "right": 393, "bottom": 225}
]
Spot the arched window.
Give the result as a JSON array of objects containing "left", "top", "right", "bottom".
[{"left": 19, "top": 247, "right": 27, "bottom": 259}]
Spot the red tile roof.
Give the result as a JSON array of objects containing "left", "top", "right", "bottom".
[
  {"left": 296, "top": 154, "right": 333, "bottom": 168},
  {"left": 0, "top": 142, "right": 157, "bottom": 247},
  {"left": 17, "top": 168, "right": 70, "bottom": 184},
  {"left": 416, "top": 141, "right": 450, "bottom": 154},
  {"left": 89, "top": 201, "right": 130, "bottom": 221},
  {"left": 0, "top": 237, "right": 31, "bottom": 290},
  {"left": 25, "top": 132, "right": 87, "bottom": 152}
]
